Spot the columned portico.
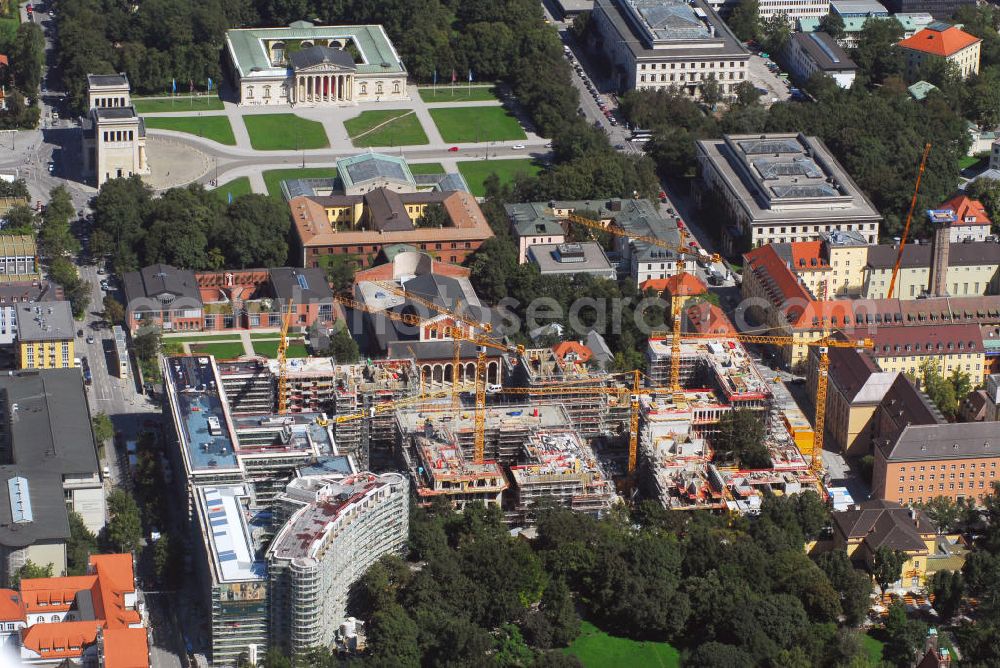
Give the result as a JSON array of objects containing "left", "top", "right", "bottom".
[{"left": 292, "top": 71, "right": 355, "bottom": 104}]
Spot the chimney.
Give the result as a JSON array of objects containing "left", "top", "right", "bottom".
[{"left": 927, "top": 209, "right": 955, "bottom": 297}]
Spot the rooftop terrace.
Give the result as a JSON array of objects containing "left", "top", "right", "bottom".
[
  {"left": 165, "top": 356, "right": 240, "bottom": 473},
  {"left": 196, "top": 484, "right": 267, "bottom": 586}
]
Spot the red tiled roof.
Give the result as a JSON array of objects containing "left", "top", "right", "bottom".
[
  {"left": 551, "top": 341, "right": 592, "bottom": 363},
  {"left": 745, "top": 244, "right": 813, "bottom": 306},
  {"left": 941, "top": 194, "right": 991, "bottom": 227},
  {"left": 0, "top": 589, "right": 22, "bottom": 620},
  {"left": 21, "top": 621, "right": 101, "bottom": 659},
  {"left": 898, "top": 25, "right": 981, "bottom": 57},
  {"left": 0, "top": 55, "right": 8, "bottom": 67},
  {"left": 103, "top": 627, "right": 150, "bottom": 668},
  {"left": 789, "top": 241, "right": 829, "bottom": 270},
  {"left": 687, "top": 302, "right": 736, "bottom": 335},
  {"left": 662, "top": 272, "right": 707, "bottom": 298}
]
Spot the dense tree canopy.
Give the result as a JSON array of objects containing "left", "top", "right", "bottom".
[{"left": 89, "top": 178, "right": 291, "bottom": 272}]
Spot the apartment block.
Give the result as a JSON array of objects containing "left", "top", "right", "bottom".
[
  {"left": 898, "top": 22, "right": 981, "bottom": 78},
  {"left": 15, "top": 301, "right": 75, "bottom": 369}
]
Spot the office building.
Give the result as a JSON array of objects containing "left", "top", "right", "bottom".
[
  {"left": 798, "top": 12, "right": 933, "bottom": 48},
  {"left": 696, "top": 133, "right": 882, "bottom": 254},
  {"left": 591, "top": 0, "right": 750, "bottom": 97},
  {"left": 81, "top": 74, "right": 149, "bottom": 187},
  {"left": 758, "top": 0, "right": 830, "bottom": 23},
  {"left": 873, "top": 421, "right": 1000, "bottom": 505},
  {"left": 898, "top": 22, "right": 981, "bottom": 78},
  {"left": 880, "top": 0, "right": 973, "bottom": 20},
  {"left": 15, "top": 301, "right": 75, "bottom": 369},
  {"left": 267, "top": 472, "right": 408, "bottom": 658},
  {"left": 0, "top": 235, "right": 39, "bottom": 281},
  {"left": 0, "top": 282, "right": 58, "bottom": 347},
  {"left": 527, "top": 242, "right": 617, "bottom": 279},
  {"left": 224, "top": 21, "right": 408, "bottom": 106},
  {"left": 862, "top": 239, "right": 1000, "bottom": 299},
  {"left": 0, "top": 370, "right": 105, "bottom": 583},
  {"left": 783, "top": 32, "right": 858, "bottom": 89},
  {"left": 817, "top": 347, "right": 898, "bottom": 456},
  {"left": 13, "top": 554, "right": 148, "bottom": 666}
]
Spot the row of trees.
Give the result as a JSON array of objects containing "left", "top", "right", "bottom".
[
  {"left": 0, "top": 23, "right": 43, "bottom": 128},
  {"left": 918, "top": 358, "right": 973, "bottom": 421},
  {"left": 89, "top": 176, "right": 291, "bottom": 273},
  {"left": 333, "top": 494, "right": 891, "bottom": 667}
]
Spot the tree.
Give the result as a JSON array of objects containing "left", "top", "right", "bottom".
[
  {"left": 104, "top": 488, "right": 143, "bottom": 553},
  {"left": 320, "top": 254, "right": 360, "bottom": 294},
  {"left": 852, "top": 17, "right": 905, "bottom": 83},
  {"left": 367, "top": 604, "right": 420, "bottom": 668},
  {"left": 416, "top": 203, "right": 448, "bottom": 229},
  {"left": 39, "top": 185, "right": 79, "bottom": 258},
  {"left": 66, "top": 511, "right": 98, "bottom": 576},
  {"left": 152, "top": 534, "right": 176, "bottom": 586},
  {"left": 687, "top": 641, "right": 755, "bottom": 668},
  {"left": 132, "top": 326, "right": 162, "bottom": 362},
  {"left": 699, "top": 74, "right": 722, "bottom": 107},
  {"left": 2, "top": 204, "right": 37, "bottom": 233},
  {"left": 258, "top": 648, "right": 292, "bottom": 668},
  {"left": 814, "top": 550, "right": 873, "bottom": 626},
  {"left": 11, "top": 560, "right": 53, "bottom": 587},
  {"left": 929, "top": 569, "right": 964, "bottom": 621},
  {"left": 223, "top": 194, "right": 291, "bottom": 268},
  {"left": 103, "top": 295, "right": 125, "bottom": 326},
  {"left": 733, "top": 80, "right": 760, "bottom": 108},
  {"left": 817, "top": 12, "right": 845, "bottom": 40},
  {"left": 92, "top": 412, "right": 114, "bottom": 445},
  {"left": 871, "top": 546, "right": 906, "bottom": 595},
  {"left": 716, "top": 409, "right": 770, "bottom": 468},
  {"left": 10, "top": 23, "right": 44, "bottom": 94},
  {"left": 0, "top": 180, "right": 29, "bottom": 199},
  {"left": 727, "top": 0, "right": 760, "bottom": 42},
  {"left": 882, "top": 601, "right": 927, "bottom": 667},
  {"left": 760, "top": 13, "right": 791, "bottom": 55},
  {"left": 920, "top": 359, "right": 961, "bottom": 420},
  {"left": 325, "top": 327, "right": 360, "bottom": 364},
  {"left": 541, "top": 577, "right": 580, "bottom": 647}
]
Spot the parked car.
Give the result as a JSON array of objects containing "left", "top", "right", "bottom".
[
  {"left": 448, "top": 146, "right": 460, "bottom": 152},
  {"left": 86, "top": 335, "right": 95, "bottom": 344}
]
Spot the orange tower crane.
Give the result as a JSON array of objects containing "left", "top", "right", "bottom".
[
  {"left": 565, "top": 213, "right": 720, "bottom": 396},
  {"left": 277, "top": 300, "right": 295, "bottom": 414},
  {"left": 650, "top": 331, "right": 873, "bottom": 477},
  {"left": 887, "top": 143, "right": 932, "bottom": 300}
]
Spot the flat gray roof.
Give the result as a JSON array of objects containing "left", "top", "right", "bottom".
[
  {"left": 697, "top": 133, "right": 882, "bottom": 225},
  {"left": 15, "top": 301, "right": 74, "bottom": 342},
  {"left": 790, "top": 32, "right": 858, "bottom": 71},
  {"left": 87, "top": 73, "right": 129, "bottom": 88},
  {"left": 528, "top": 242, "right": 616, "bottom": 275},
  {"left": 595, "top": 0, "right": 748, "bottom": 61},
  {"left": 0, "top": 370, "right": 99, "bottom": 548}
]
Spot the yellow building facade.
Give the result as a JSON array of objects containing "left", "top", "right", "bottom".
[{"left": 18, "top": 338, "right": 75, "bottom": 370}]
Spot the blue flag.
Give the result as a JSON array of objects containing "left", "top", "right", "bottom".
[
  {"left": 171, "top": 78, "right": 176, "bottom": 94},
  {"left": 207, "top": 77, "right": 213, "bottom": 92},
  {"left": 468, "top": 69, "right": 473, "bottom": 83},
  {"left": 227, "top": 192, "right": 233, "bottom": 204},
  {"left": 433, "top": 69, "right": 437, "bottom": 85}
]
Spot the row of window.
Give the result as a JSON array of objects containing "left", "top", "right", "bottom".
[
  {"left": 900, "top": 470, "right": 997, "bottom": 482},
  {"left": 312, "top": 241, "right": 474, "bottom": 255},
  {"left": 639, "top": 60, "right": 745, "bottom": 70},
  {"left": 901, "top": 480, "right": 990, "bottom": 492},
  {"left": 102, "top": 130, "right": 135, "bottom": 143},
  {"left": 898, "top": 461, "right": 996, "bottom": 472},
  {"left": 640, "top": 71, "right": 746, "bottom": 84}
]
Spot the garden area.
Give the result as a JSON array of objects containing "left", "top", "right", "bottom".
[
  {"left": 243, "top": 113, "right": 329, "bottom": 150},
  {"left": 345, "top": 110, "right": 428, "bottom": 147},
  {"left": 457, "top": 158, "right": 542, "bottom": 197},
  {"left": 189, "top": 341, "right": 246, "bottom": 359},
  {"left": 252, "top": 338, "right": 309, "bottom": 358},
  {"left": 262, "top": 167, "right": 338, "bottom": 200},
  {"left": 142, "top": 115, "right": 236, "bottom": 145},
  {"left": 564, "top": 622, "right": 680, "bottom": 668},
  {"left": 132, "top": 95, "right": 224, "bottom": 113},
  {"left": 430, "top": 106, "right": 526, "bottom": 143},
  {"left": 213, "top": 177, "right": 253, "bottom": 201},
  {"left": 408, "top": 162, "right": 445, "bottom": 175},
  {"left": 418, "top": 85, "right": 499, "bottom": 103}
]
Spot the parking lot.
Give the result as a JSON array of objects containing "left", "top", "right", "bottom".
[{"left": 747, "top": 53, "right": 792, "bottom": 107}]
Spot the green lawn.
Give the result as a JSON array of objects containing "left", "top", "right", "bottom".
[
  {"left": 189, "top": 342, "right": 247, "bottom": 359},
  {"left": 564, "top": 622, "right": 680, "bottom": 668},
  {"left": 959, "top": 154, "right": 987, "bottom": 171},
  {"left": 142, "top": 116, "right": 236, "bottom": 145},
  {"left": 164, "top": 334, "right": 242, "bottom": 343},
  {"left": 250, "top": 331, "right": 283, "bottom": 340},
  {"left": 133, "top": 96, "right": 224, "bottom": 113},
  {"left": 418, "top": 86, "right": 499, "bottom": 103},
  {"left": 430, "top": 106, "right": 527, "bottom": 143},
  {"left": 243, "top": 113, "right": 329, "bottom": 150},
  {"left": 457, "top": 159, "right": 542, "bottom": 197},
  {"left": 345, "top": 110, "right": 428, "bottom": 147},
  {"left": 862, "top": 634, "right": 884, "bottom": 666},
  {"left": 214, "top": 177, "right": 253, "bottom": 201},
  {"left": 262, "top": 168, "right": 339, "bottom": 200},
  {"left": 252, "top": 339, "right": 309, "bottom": 358},
  {"left": 409, "top": 162, "right": 445, "bottom": 175}
]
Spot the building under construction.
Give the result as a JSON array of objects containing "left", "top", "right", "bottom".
[
  {"left": 396, "top": 403, "right": 618, "bottom": 522},
  {"left": 503, "top": 347, "right": 631, "bottom": 438},
  {"left": 638, "top": 338, "right": 822, "bottom": 512},
  {"left": 215, "top": 357, "right": 419, "bottom": 469}
]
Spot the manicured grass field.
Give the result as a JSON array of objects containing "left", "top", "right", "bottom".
[
  {"left": 862, "top": 634, "right": 884, "bottom": 666},
  {"left": 457, "top": 158, "right": 542, "bottom": 197},
  {"left": 165, "top": 334, "right": 241, "bottom": 343},
  {"left": 189, "top": 342, "right": 246, "bottom": 359},
  {"left": 262, "top": 168, "right": 339, "bottom": 200},
  {"left": 213, "top": 177, "right": 253, "bottom": 201},
  {"left": 133, "top": 96, "right": 224, "bottom": 113},
  {"left": 249, "top": 331, "right": 283, "bottom": 340},
  {"left": 959, "top": 154, "right": 987, "bottom": 171},
  {"left": 252, "top": 340, "right": 309, "bottom": 358},
  {"left": 142, "top": 115, "right": 236, "bottom": 145},
  {"left": 430, "top": 106, "right": 527, "bottom": 143},
  {"left": 345, "top": 110, "right": 428, "bottom": 147},
  {"left": 243, "top": 113, "right": 329, "bottom": 150},
  {"left": 418, "top": 86, "right": 499, "bottom": 103},
  {"left": 564, "top": 622, "right": 680, "bottom": 668},
  {"left": 408, "top": 162, "right": 445, "bottom": 175}
]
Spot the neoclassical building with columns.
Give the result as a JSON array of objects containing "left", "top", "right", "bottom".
[{"left": 224, "top": 21, "right": 408, "bottom": 106}]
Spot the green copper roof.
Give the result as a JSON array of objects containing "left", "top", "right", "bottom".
[
  {"left": 225, "top": 22, "right": 407, "bottom": 78},
  {"left": 908, "top": 80, "right": 939, "bottom": 101},
  {"left": 337, "top": 152, "right": 415, "bottom": 190}
]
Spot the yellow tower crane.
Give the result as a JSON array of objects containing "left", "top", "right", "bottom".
[
  {"left": 650, "top": 331, "right": 873, "bottom": 477},
  {"left": 565, "top": 213, "right": 720, "bottom": 396},
  {"left": 277, "top": 300, "right": 295, "bottom": 414}
]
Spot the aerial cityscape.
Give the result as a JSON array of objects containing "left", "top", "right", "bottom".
[{"left": 1, "top": 0, "right": 1000, "bottom": 665}]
